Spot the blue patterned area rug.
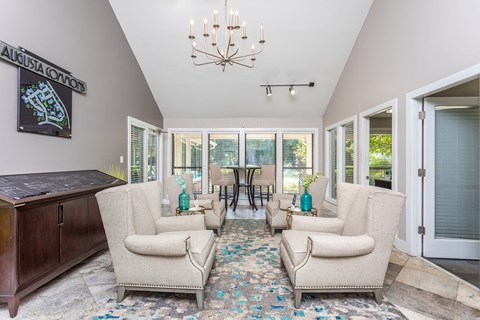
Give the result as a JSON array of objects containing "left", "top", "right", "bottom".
[{"left": 94, "top": 219, "right": 406, "bottom": 319}]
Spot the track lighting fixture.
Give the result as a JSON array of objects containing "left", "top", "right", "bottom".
[
  {"left": 260, "top": 82, "right": 314, "bottom": 96},
  {"left": 266, "top": 86, "right": 272, "bottom": 96},
  {"left": 289, "top": 85, "right": 296, "bottom": 95}
]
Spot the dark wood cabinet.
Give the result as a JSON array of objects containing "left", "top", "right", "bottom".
[
  {"left": 18, "top": 203, "right": 60, "bottom": 286},
  {"left": 0, "top": 170, "right": 125, "bottom": 318}
]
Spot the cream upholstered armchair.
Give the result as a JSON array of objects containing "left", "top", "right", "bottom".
[
  {"left": 164, "top": 173, "right": 226, "bottom": 236},
  {"left": 280, "top": 182, "right": 406, "bottom": 308},
  {"left": 95, "top": 181, "right": 216, "bottom": 309},
  {"left": 265, "top": 175, "right": 328, "bottom": 236}
]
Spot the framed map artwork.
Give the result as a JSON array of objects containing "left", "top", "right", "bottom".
[{"left": 17, "top": 68, "right": 72, "bottom": 138}]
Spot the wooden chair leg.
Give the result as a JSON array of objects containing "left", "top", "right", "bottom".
[
  {"left": 196, "top": 289, "right": 204, "bottom": 310},
  {"left": 373, "top": 288, "right": 383, "bottom": 304},
  {"left": 117, "top": 286, "right": 127, "bottom": 302},
  {"left": 294, "top": 289, "right": 302, "bottom": 309}
]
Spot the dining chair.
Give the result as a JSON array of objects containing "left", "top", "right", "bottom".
[
  {"left": 210, "top": 164, "right": 235, "bottom": 208},
  {"left": 252, "top": 164, "right": 276, "bottom": 206}
]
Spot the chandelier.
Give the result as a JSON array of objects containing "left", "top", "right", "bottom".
[{"left": 188, "top": 0, "right": 265, "bottom": 72}]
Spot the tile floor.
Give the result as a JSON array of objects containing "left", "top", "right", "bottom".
[
  {"left": 426, "top": 258, "right": 480, "bottom": 289},
  {"left": 0, "top": 203, "right": 479, "bottom": 320}
]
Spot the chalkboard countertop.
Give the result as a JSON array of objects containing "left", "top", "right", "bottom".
[{"left": 0, "top": 170, "right": 126, "bottom": 205}]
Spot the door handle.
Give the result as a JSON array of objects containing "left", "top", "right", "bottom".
[{"left": 57, "top": 204, "right": 64, "bottom": 225}]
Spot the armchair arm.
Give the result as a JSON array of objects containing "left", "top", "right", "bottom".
[
  {"left": 124, "top": 234, "right": 189, "bottom": 256},
  {"left": 309, "top": 234, "right": 375, "bottom": 258},
  {"left": 211, "top": 200, "right": 225, "bottom": 217},
  {"left": 155, "top": 215, "right": 206, "bottom": 233},
  {"left": 291, "top": 215, "right": 344, "bottom": 234}
]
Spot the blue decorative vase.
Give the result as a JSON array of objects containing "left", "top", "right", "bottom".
[
  {"left": 179, "top": 186, "right": 190, "bottom": 210},
  {"left": 300, "top": 188, "right": 312, "bottom": 212}
]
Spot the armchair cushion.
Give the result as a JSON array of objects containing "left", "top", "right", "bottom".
[
  {"left": 291, "top": 215, "right": 344, "bottom": 234},
  {"left": 309, "top": 234, "right": 375, "bottom": 258},
  {"left": 272, "top": 193, "right": 295, "bottom": 202},
  {"left": 124, "top": 234, "right": 189, "bottom": 256},
  {"left": 166, "top": 230, "right": 215, "bottom": 266},
  {"left": 279, "top": 199, "right": 294, "bottom": 210},
  {"left": 197, "top": 193, "right": 219, "bottom": 202},
  {"left": 282, "top": 230, "right": 339, "bottom": 266},
  {"left": 155, "top": 215, "right": 206, "bottom": 233}
]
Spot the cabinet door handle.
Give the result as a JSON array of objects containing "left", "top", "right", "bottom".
[{"left": 58, "top": 204, "right": 64, "bottom": 225}]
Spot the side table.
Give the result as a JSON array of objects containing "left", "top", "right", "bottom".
[
  {"left": 286, "top": 207, "right": 318, "bottom": 229},
  {"left": 175, "top": 206, "right": 206, "bottom": 216}
]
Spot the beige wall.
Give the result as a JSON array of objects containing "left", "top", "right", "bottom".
[
  {"left": 323, "top": 0, "right": 480, "bottom": 242},
  {"left": 0, "top": 0, "right": 162, "bottom": 175}
]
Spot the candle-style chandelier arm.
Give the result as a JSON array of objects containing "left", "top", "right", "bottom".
[
  {"left": 192, "top": 59, "right": 220, "bottom": 67},
  {"left": 229, "top": 45, "right": 264, "bottom": 61},
  {"left": 231, "top": 60, "right": 254, "bottom": 68},
  {"left": 188, "top": 0, "right": 265, "bottom": 71},
  {"left": 191, "top": 42, "right": 222, "bottom": 60}
]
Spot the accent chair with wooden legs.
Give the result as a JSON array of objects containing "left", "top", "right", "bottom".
[
  {"left": 164, "top": 173, "right": 226, "bottom": 236},
  {"left": 95, "top": 181, "right": 216, "bottom": 310},
  {"left": 265, "top": 175, "right": 329, "bottom": 236},
  {"left": 280, "top": 182, "right": 406, "bottom": 308}
]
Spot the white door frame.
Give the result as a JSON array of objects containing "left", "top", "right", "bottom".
[
  {"left": 359, "top": 99, "right": 398, "bottom": 191},
  {"left": 406, "top": 63, "right": 480, "bottom": 256}
]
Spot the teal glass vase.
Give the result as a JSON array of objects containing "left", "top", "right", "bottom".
[
  {"left": 179, "top": 187, "right": 190, "bottom": 210},
  {"left": 300, "top": 188, "right": 312, "bottom": 212}
]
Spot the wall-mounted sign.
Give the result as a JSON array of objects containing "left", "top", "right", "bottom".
[
  {"left": 0, "top": 40, "right": 87, "bottom": 94},
  {"left": 18, "top": 68, "right": 73, "bottom": 138}
]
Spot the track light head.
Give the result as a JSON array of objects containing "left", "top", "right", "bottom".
[
  {"left": 289, "top": 85, "right": 296, "bottom": 95},
  {"left": 266, "top": 86, "right": 272, "bottom": 96}
]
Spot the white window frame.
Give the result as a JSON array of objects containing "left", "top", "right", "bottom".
[
  {"left": 127, "top": 116, "right": 163, "bottom": 184},
  {"left": 324, "top": 116, "right": 358, "bottom": 204},
  {"left": 359, "top": 99, "right": 398, "bottom": 191},
  {"left": 167, "top": 128, "right": 319, "bottom": 195}
]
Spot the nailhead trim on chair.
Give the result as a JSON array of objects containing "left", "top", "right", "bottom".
[
  {"left": 118, "top": 283, "right": 202, "bottom": 289},
  {"left": 296, "top": 285, "right": 382, "bottom": 289}
]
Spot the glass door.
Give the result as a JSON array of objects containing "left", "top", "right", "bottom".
[{"left": 424, "top": 97, "right": 480, "bottom": 259}]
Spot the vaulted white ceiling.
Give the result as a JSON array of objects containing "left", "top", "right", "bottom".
[{"left": 109, "top": 0, "right": 373, "bottom": 119}]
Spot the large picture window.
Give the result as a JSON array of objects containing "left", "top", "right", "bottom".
[
  {"left": 172, "top": 133, "right": 202, "bottom": 192},
  {"left": 245, "top": 133, "right": 276, "bottom": 165},
  {"left": 208, "top": 133, "right": 239, "bottom": 189},
  {"left": 282, "top": 133, "right": 314, "bottom": 193},
  {"left": 169, "top": 128, "right": 318, "bottom": 195}
]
